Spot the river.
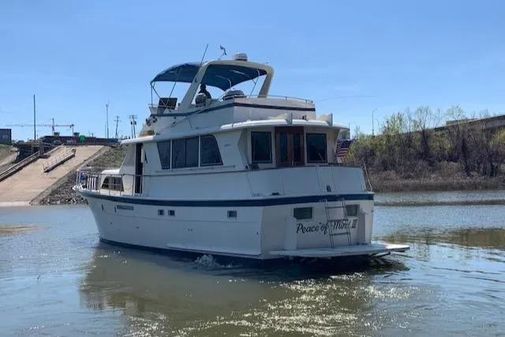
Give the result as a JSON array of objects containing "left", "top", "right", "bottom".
[{"left": 0, "top": 191, "right": 504, "bottom": 336}]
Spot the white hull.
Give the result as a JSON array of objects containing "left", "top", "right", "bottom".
[{"left": 83, "top": 191, "right": 389, "bottom": 260}]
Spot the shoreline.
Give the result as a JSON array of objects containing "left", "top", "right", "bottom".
[{"left": 369, "top": 175, "right": 505, "bottom": 193}]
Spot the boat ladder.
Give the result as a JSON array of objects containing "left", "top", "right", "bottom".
[{"left": 324, "top": 199, "right": 352, "bottom": 248}]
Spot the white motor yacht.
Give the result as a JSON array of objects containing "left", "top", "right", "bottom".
[{"left": 75, "top": 53, "right": 409, "bottom": 260}]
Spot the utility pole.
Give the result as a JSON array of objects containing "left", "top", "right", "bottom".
[
  {"left": 114, "top": 115, "right": 120, "bottom": 139},
  {"left": 372, "top": 108, "right": 377, "bottom": 136},
  {"left": 105, "top": 103, "right": 110, "bottom": 139},
  {"left": 33, "top": 94, "right": 37, "bottom": 141},
  {"left": 129, "top": 115, "right": 137, "bottom": 138}
]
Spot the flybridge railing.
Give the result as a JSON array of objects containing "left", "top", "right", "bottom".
[
  {"left": 258, "top": 95, "right": 313, "bottom": 104},
  {"left": 148, "top": 94, "right": 314, "bottom": 112}
]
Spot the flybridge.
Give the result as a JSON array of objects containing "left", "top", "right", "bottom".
[{"left": 149, "top": 56, "right": 275, "bottom": 111}]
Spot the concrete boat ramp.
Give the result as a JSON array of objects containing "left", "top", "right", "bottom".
[{"left": 0, "top": 145, "right": 104, "bottom": 207}]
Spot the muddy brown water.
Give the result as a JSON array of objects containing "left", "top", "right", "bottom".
[{"left": 0, "top": 191, "right": 504, "bottom": 336}]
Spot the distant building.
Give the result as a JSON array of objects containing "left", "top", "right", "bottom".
[{"left": 0, "top": 128, "right": 12, "bottom": 144}]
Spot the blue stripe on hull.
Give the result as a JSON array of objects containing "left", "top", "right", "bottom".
[{"left": 81, "top": 191, "right": 373, "bottom": 207}]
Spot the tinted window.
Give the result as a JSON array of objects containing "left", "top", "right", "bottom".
[
  {"left": 346, "top": 205, "right": 359, "bottom": 217},
  {"left": 306, "top": 133, "right": 327, "bottom": 163},
  {"left": 186, "top": 137, "right": 199, "bottom": 167},
  {"left": 279, "top": 133, "right": 288, "bottom": 162},
  {"left": 157, "top": 141, "right": 171, "bottom": 169},
  {"left": 200, "top": 135, "right": 222, "bottom": 166},
  {"left": 172, "top": 139, "right": 186, "bottom": 168},
  {"left": 172, "top": 137, "right": 199, "bottom": 168},
  {"left": 293, "top": 134, "right": 302, "bottom": 163},
  {"left": 101, "top": 177, "right": 110, "bottom": 189},
  {"left": 251, "top": 132, "right": 272, "bottom": 163},
  {"left": 294, "top": 207, "right": 313, "bottom": 220},
  {"left": 101, "top": 176, "right": 123, "bottom": 191}
]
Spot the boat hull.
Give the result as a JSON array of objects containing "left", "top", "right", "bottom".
[{"left": 80, "top": 190, "right": 395, "bottom": 260}]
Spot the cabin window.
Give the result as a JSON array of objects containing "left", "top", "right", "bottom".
[
  {"left": 101, "top": 176, "right": 124, "bottom": 191},
  {"left": 200, "top": 135, "right": 223, "bottom": 166},
  {"left": 279, "top": 133, "right": 288, "bottom": 162},
  {"left": 306, "top": 133, "right": 327, "bottom": 163},
  {"left": 157, "top": 141, "right": 171, "bottom": 169},
  {"left": 251, "top": 132, "right": 272, "bottom": 163},
  {"left": 294, "top": 207, "right": 312, "bottom": 220},
  {"left": 172, "top": 137, "right": 199, "bottom": 168},
  {"left": 346, "top": 205, "right": 359, "bottom": 217}
]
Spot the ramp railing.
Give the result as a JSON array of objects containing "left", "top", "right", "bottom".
[
  {"left": 42, "top": 148, "right": 76, "bottom": 173},
  {"left": 0, "top": 152, "right": 41, "bottom": 182}
]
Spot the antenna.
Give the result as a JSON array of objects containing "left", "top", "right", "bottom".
[
  {"left": 114, "top": 115, "right": 120, "bottom": 139},
  {"left": 199, "top": 44, "right": 209, "bottom": 66}
]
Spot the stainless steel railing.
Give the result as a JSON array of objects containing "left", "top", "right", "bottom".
[
  {"left": 148, "top": 94, "right": 313, "bottom": 112},
  {"left": 75, "top": 168, "right": 148, "bottom": 197}
]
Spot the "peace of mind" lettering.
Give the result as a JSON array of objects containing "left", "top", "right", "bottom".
[{"left": 296, "top": 218, "right": 358, "bottom": 235}]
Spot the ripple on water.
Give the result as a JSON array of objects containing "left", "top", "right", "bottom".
[{"left": 171, "top": 271, "right": 427, "bottom": 337}]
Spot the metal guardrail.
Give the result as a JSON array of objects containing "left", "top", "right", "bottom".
[
  {"left": 0, "top": 151, "right": 41, "bottom": 182},
  {"left": 42, "top": 148, "right": 76, "bottom": 173}
]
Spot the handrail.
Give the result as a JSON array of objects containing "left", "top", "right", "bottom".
[
  {"left": 42, "top": 148, "right": 76, "bottom": 173},
  {"left": 148, "top": 94, "right": 313, "bottom": 111},
  {"left": 0, "top": 151, "right": 41, "bottom": 182}
]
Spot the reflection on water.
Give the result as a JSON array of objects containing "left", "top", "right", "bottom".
[
  {"left": 80, "top": 245, "right": 413, "bottom": 336},
  {"left": 0, "top": 225, "right": 38, "bottom": 236},
  {"left": 0, "top": 196, "right": 505, "bottom": 336}
]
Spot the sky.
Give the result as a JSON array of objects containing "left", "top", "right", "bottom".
[{"left": 1, "top": 0, "right": 504, "bottom": 140}]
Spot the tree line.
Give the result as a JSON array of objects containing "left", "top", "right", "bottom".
[{"left": 346, "top": 106, "right": 505, "bottom": 179}]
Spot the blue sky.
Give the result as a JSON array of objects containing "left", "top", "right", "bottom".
[{"left": 1, "top": 0, "right": 504, "bottom": 140}]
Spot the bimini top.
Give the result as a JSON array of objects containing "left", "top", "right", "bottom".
[{"left": 151, "top": 62, "right": 268, "bottom": 91}]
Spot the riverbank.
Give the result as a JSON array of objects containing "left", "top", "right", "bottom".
[
  {"left": 369, "top": 171, "right": 505, "bottom": 193},
  {"left": 37, "top": 146, "right": 126, "bottom": 205}
]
